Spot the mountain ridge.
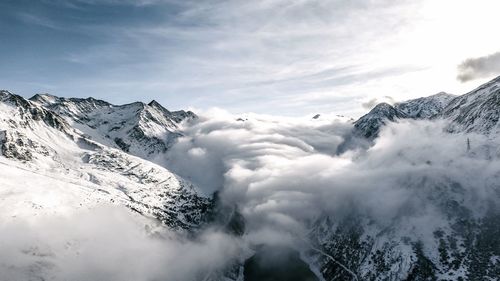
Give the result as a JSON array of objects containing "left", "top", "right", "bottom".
[{"left": 353, "top": 75, "right": 500, "bottom": 139}]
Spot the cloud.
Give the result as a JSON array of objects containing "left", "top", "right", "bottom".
[
  {"left": 16, "top": 12, "right": 63, "bottom": 30},
  {"left": 167, "top": 111, "right": 500, "bottom": 248},
  {"left": 0, "top": 206, "right": 241, "bottom": 281},
  {"left": 1, "top": 0, "right": 431, "bottom": 116},
  {"left": 2, "top": 110, "right": 500, "bottom": 279},
  {"left": 457, "top": 51, "right": 500, "bottom": 82}
]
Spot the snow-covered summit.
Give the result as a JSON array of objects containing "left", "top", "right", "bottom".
[
  {"left": 353, "top": 102, "right": 408, "bottom": 138},
  {"left": 30, "top": 94, "right": 197, "bottom": 158}
]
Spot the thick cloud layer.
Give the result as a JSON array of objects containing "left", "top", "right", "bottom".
[
  {"left": 2, "top": 111, "right": 500, "bottom": 280},
  {"left": 457, "top": 51, "right": 500, "bottom": 82},
  {"left": 168, "top": 111, "right": 500, "bottom": 244}
]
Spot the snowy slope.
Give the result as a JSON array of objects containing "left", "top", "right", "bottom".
[
  {"left": 395, "top": 92, "right": 455, "bottom": 119},
  {"left": 441, "top": 76, "right": 500, "bottom": 134},
  {"left": 0, "top": 91, "right": 212, "bottom": 230},
  {"left": 353, "top": 76, "right": 500, "bottom": 139}
]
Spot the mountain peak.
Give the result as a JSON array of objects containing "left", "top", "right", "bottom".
[
  {"left": 148, "top": 99, "right": 161, "bottom": 107},
  {"left": 0, "top": 90, "right": 13, "bottom": 99},
  {"left": 29, "top": 93, "right": 61, "bottom": 105},
  {"left": 353, "top": 103, "right": 407, "bottom": 138},
  {"left": 147, "top": 100, "right": 170, "bottom": 113},
  {"left": 372, "top": 102, "right": 395, "bottom": 110}
]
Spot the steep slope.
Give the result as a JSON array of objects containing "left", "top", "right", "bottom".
[
  {"left": 353, "top": 103, "right": 408, "bottom": 138},
  {"left": 30, "top": 94, "right": 196, "bottom": 159},
  {"left": 305, "top": 177, "right": 500, "bottom": 281},
  {"left": 441, "top": 76, "right": 500, "bottom": 134},
  {"left": 0, "top": 91, "right": 212, "bottom": 230},
  {"left": 395, "top": 92, "right": 455, "bottom": 119},
  {"left": 305, "top": 132, "right": 500, "bottom": 281}
]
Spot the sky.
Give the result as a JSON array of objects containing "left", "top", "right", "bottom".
[{"left": 1, "top": 0, "right": 500, "bottom": 117}]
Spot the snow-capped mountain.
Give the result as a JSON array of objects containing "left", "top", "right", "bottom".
[
  {"left": 353, "top": 93, "right": 455, "bottom": 139},
  {"left": 30, "top": 93, "right": 196, "bottom": 160},
  {"left": 310, "top": 76, "right": 500, "bottom": 281},
  {"left": 353, "top": 76, "right": 500, "bottom": 138},
  {"left": 353, "top": 102, "right": 408, "bottom": 138},
  {"left": 0, "top": 91, "right": 212, "bottom": 231}
]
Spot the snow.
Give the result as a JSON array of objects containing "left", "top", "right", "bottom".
[
  {"left": 441, "top": 75, "right": 500, "bottom": 134},
  {"left": 0, "top": 93, "right": 211, "bottom": 230},
  {"left": 395, "top": 92, "right": 455, "bottom": 118}
]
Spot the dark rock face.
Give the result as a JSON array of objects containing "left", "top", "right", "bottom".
[
  {"left": 244, "top": 246, "right": 319, "bottom": 281},
  {"left": 353, "top": 103, "right": 408, "bottom": 138},
  {"left": 0, "top": 130, "right": 51, "bottom": 161},
  {"left": 306, "top": 182, "right": 500, "bottom": 281}
]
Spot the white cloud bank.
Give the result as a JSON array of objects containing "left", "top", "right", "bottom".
[
  {"left": 168, "top": 111, "right": 500, "bottom": 243},
  {"left": 2, "top": 111, "right": 500, "bottom": 280}
]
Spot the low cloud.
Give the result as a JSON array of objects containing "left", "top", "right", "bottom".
[
  {"left": 2, "top": 111, "right": 500, "bottom": 279},
  {"left": 168, "top": 111, "right": 500, "bottom": 248},
  {"left": 457, "top": 51, "right": 500, "bottom": 82},
  {"left": 0, "top": 206, "right": 241, "bottom": 281}
]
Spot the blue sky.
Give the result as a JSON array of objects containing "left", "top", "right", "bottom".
[{"left": 1, "top": 0, "right": 499, "bottom": 117}]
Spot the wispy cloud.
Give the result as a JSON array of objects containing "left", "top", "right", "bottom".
[
  {"left": 16, "top": 12, "right": 63, "bottom": 30},
  {"left": 3, "top": 0, "right": 500, "bottom": 115},
  {"left": 57, "top": 0, "right": 423, "bottom": 114}
]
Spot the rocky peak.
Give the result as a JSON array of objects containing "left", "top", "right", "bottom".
[
  {"left": 0, "top": 90, "right": 13, "bottom": 99},
  {"left": 148, "top": 100, "right": 170, "bottom": 113},
  {"left": 353, "top": 103, "right": 407, "bottom": 138},
  {"left": 29, "top": 93, "right": 61, "bottom": 105}
]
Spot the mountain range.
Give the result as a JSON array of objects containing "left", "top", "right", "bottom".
[
  {"left": 354, "top": 76, "right": 500, "bottom": 138},
  {"left": 1, "top": 75, "right": 500, "bottom": 280}
]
